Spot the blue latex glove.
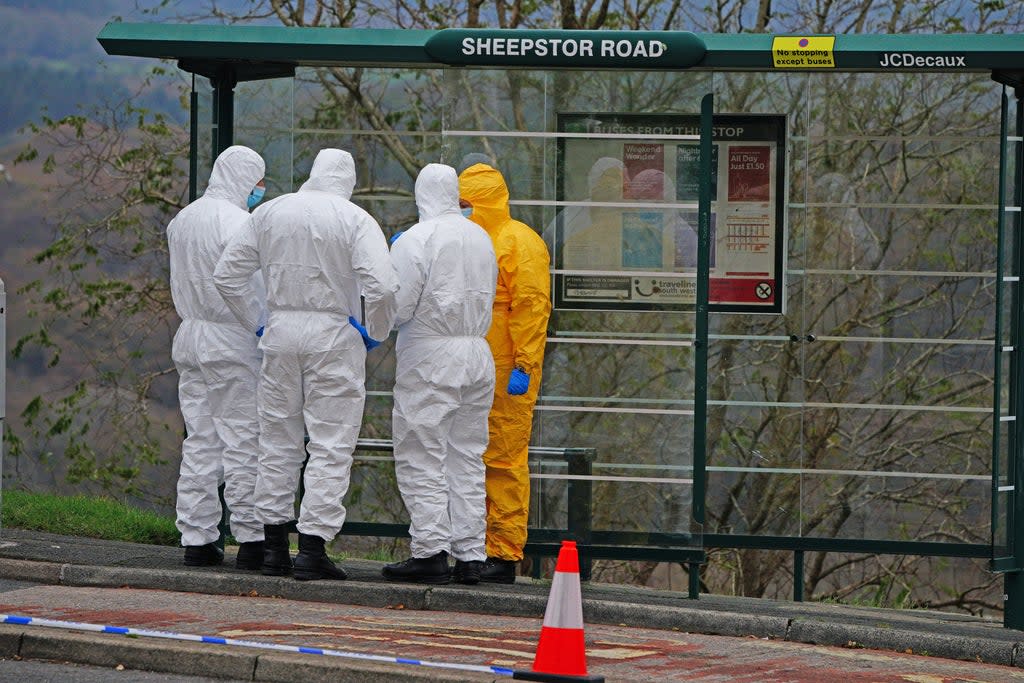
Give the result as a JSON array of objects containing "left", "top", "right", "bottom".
[
  {"left": 255, "top": 326, "right": 264, "bottom": 338},
  {"left": 348, "top": 316, "right": 381, "bottom": 350},
  {"left": 389, "top": 231, "right": 404, "bottom": 246},
  {"left": 507, "top": 367, "right": 530, "bottom": 395}
]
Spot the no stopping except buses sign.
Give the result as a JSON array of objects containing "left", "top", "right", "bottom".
[{"left": 772, "top": 36, "right": 836, "bottom": 68}]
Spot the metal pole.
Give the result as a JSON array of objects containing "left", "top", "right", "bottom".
[
  {"left": 688, "top": 562, "right": 700, "bottom": 598},
  {"left": 687, "top": 92, "right": 713, "bottom": 600},
  {"left": 793, "top": 550, "right": 804, "bottom": 602},
  {"left": 212, "top": 66, "right": 236, "bottom": 155},
  {"left": 189, "top": 73, "right": 198, "bottom": 203},
  {"left": 994, "top": 87, "right": 1010, "bottom": 617},
  {"left": 1005, "top": 87, "right": 1024, "bottom": 629},
  {"left": 567, "top": 449, "right": 593, "bottom": 581},
  {"left": 0, "top": 277, "right": 5, "bottom": 537},
  {"left": 210, "top": 66, "right": 237, "bottom": 550}
]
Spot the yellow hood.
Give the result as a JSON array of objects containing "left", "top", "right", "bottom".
[{"left": 458, "top": 163, "right": 512, "bottom": 231}]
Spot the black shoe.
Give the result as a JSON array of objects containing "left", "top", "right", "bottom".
[
  {"left": 262, "top": 522, "right": 293, "bottom": 576},
  {"left": 479, "top": 556, "right": 517, "bottom": 584},
  {"left": 293, "top": 533, "right": 348, "bottom": 581},
  {"left": 382, "top": 551, "right": 451, "bottom": 584},
  {"left": 235, "top": 541, "right": 264, "bottom": 570},
  {"left": 452, "top": 559, "right": 483, "bottom": 585},
  {"left": 183, "top": 543, "right": 224, "bottom": 567}
]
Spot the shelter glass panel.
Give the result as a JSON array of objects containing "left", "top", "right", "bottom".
[
  {"left": 443, "top": 67, "right": 709, "bottom": 547},
  {"left": 211, "top": 58, "right": 1002, "bottom": 559},
  {"left": 706, "top": 69, "right": 1001, "bottom": 550}
]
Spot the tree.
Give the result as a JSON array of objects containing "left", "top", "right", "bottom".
[{"left": 11, "top": 70, "right": 188, "bottom": 502}]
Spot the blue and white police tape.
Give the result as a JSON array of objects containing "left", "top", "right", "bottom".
[{"left": 0, "top": 613, "right": 515, "bottom": 677}]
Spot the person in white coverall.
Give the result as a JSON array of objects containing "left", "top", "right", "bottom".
[
  {"left": 381, "top": 164, "right": 497, "bottom": 586},
  {"left": 214, "top": 148, "right": 398, "bottom": 581},
  {"left": 168, "top": 145, "right": 267, "bottom": 569}
]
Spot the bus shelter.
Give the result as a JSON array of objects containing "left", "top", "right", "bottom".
[{"left": 99, "top": 24, "right": 1024, "bottom": 626}]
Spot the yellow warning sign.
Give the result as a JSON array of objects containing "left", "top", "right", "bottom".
[{"left": 771, "top": 36, "right": 835, "bottom": 68}]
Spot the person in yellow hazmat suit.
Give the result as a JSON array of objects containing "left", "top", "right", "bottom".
[{"left": 458, "top": 163, "right": 552, "bottom": 584}]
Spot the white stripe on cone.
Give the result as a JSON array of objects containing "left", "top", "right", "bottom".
[{"left": 542, "top": 569, "right": 584, "bottom": 629}]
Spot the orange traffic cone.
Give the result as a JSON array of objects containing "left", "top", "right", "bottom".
[{"left": 514, "top": 540, "right": 604, "bottom": 682}]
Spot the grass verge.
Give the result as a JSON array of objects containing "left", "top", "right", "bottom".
[
  {"left": 1, "top": 489, "right": 179, "bottom": 546},
  {"left": 0, "top": 490, "right": 405, "bottom": 563}
]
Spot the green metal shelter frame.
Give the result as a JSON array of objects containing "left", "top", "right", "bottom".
[{"left": 98, "top": 23, "right": 1024, "bottom": 626}]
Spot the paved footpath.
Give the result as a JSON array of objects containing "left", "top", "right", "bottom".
[
  {"left": 0, "top": 529, "right": 1022, "bottom": 681},
  {"left": 1, "top": 581, "right": 1022, "bottom": 682}
]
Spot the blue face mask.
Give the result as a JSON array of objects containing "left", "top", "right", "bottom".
[
  {"left": 247, "top": 185, "right": 266, "bottom": 209},
  {"left": 461, "top": 206, "right": 473, "bottom": 218}
]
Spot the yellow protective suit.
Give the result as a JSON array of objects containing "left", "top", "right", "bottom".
[{"left": 458, "top": 163, "right": 552, "bottom": 562}]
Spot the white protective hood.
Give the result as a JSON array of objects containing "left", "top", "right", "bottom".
[
  {"left": 203, "top": 145, "right": 265, "bottom": 209},
  {"left": 415, "top": 163, "right": 462, "bottom": 222},
  {"left": 300, "top": 148, "right": 356, "bottom": 199}
]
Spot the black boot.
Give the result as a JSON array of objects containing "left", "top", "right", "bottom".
[
  {"left": 479, "top": 556, "right": 517, "bottom": 584},
  {"left": 262, "top": 522, "right": 293, "bottom": 576},
  {"left": 452, "top": 559, "right": 483, "bottom": 585},
  {"left": 235, "top": 540, "right": 264, "bottom": 570},
  {"left": 183, "top": 542, "right": 223, "bottom": 567},
  {"left": 382, "top": 551, "right": 451, "bottom": 584},
  {"left": 293, "top": 533, "right": 348, "bottom": 581}
]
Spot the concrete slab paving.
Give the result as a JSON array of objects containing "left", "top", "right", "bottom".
[{"left": 0, "top": 527, "right": 1021, "bottom": 680}]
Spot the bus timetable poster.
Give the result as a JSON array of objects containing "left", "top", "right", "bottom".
[{"left": 553, "top": 112, "right": 787, "bottom": 313}]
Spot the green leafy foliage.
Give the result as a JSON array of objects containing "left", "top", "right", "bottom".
[{"left": 8, "top": 70, "right": 187, "bottom": 501}]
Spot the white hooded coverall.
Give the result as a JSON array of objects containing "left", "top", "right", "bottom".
[
  {"left": 390, "top": 163, "right": 497, "bottom": 561},
  {"left": 168, "top": 144, "right": 266, "bottom": 547},
  {"left": 214, "top": 149, "right": 398, "bottom": 541}
]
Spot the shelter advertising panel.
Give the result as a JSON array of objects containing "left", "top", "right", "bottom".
[{"left": 553, "top": 112, "right": 787, "bottom": 313}]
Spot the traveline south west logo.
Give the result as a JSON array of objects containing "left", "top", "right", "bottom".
[{"left": 879, "top": 52, "right": 967, "bottom": 68}]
